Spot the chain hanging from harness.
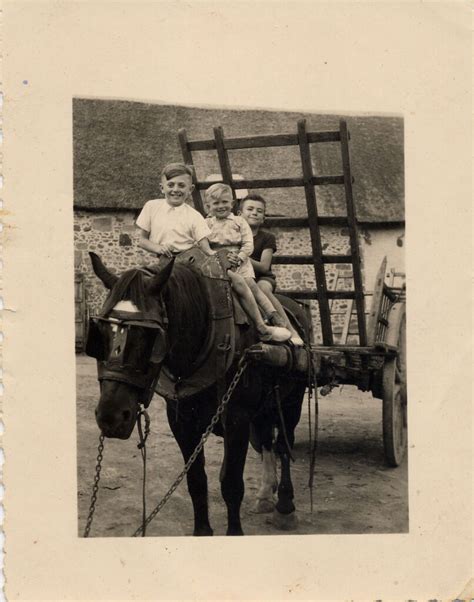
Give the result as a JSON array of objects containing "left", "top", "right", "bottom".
[
  {"left": 131, "top": 354, "right": 249, "bottom": 537},
  {"left": 83, "top": 354, "right": 249, "bottom": 538}
]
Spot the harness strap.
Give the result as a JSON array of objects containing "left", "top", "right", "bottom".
[
  {"left": 274, "top": 382, "right": 295, "bottom": 462},
  {"left": 136, "top": 408, "right": 151, "bottom": 537},
  {"left": 216, "top": 334, "right": 231, "bottom": 427}
]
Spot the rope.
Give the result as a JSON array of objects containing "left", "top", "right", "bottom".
[{"left": 136, "top": 409, "right": 151, "bottom": 537}]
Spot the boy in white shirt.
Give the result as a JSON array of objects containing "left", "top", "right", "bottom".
[{"left": 136, "top": 162, "right": 214, "bottom": 257}]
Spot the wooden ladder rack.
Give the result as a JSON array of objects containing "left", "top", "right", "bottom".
[{"left": 178, "top": 119, "right": 367, "bottom": 346}]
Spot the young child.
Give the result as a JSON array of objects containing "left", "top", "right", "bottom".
[
  {"left": 135, "top": 163, "right": 215, "bottom": 257},
  {"left": 205, "top": 183, "right": 291, "bottom": 343},
  {"left": 239, "top": 194, "right": 304, "bottom": 346}
]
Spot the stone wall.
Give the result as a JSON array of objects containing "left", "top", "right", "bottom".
[{"left": 75, "top": 210, "right": 404, "bottom": 345}]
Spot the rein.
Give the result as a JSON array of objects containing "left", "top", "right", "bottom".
[{"left": 136, "top": 407, "right": 151, "bottom": 537}]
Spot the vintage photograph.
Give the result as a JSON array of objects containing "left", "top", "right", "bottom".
[
  {"left": 74, "top": 98, "right": 407, "bottom": 537},
  {"left": 5, "top": 1, "right": 471, "bottom": 598}
]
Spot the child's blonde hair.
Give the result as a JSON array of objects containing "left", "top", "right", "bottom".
[{"left": 205, "top": 182, "right": 234, "bottom": 204}]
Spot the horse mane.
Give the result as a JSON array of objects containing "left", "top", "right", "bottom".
[
  {"left": 101, "top": 263, "right": 209, "bottom": 376},
  {"left": 163, "top": 264, "right": 209, "bottom": 374}
]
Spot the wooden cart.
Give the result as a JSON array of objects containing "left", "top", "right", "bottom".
[{"left": 178, "top": 119, "right": 407, "bottom": 466}]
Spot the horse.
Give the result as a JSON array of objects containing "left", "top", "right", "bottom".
[{"left": 87, "top": 251, "right": 309, "bottom": 536}]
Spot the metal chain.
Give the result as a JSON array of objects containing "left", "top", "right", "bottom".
[
  {"left": 83, "top": 433, "right": 105, "bottom": 538},
  {"left": 132, "top": 355, "right": 248, "bottom": 537}
]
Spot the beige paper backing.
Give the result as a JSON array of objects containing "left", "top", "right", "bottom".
[{"left": 3, "top": 2, "right": 472, "bottom": 600}]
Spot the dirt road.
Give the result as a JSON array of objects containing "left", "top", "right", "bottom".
[{"left": 76, "top": 355, "right": 408, "bottom": 537}]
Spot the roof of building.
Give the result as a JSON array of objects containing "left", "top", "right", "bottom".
[{"left": 73, "top": 98, "right": 404, "bottom": 222}]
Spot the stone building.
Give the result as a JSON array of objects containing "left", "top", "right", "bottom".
[{"left": 73, "top": 99, "right": 404, "bottom": 347}]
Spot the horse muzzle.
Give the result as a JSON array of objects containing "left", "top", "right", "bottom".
[{"left": 95, "top": 380, "right": 141, "bottom": 439}]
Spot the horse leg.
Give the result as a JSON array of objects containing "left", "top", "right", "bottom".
[
  {"left": 254, "top": 446, "right": 278, "bottom": 513},
  {"left": 272, "top": 386, "right": 304, "bottom": 530},
  {"left": 272, "top": 444, "right": 297, "bottom": 530},
  {"left": 220, "top": 407, "right": 250, "bottom": 536},
  {"left": 166, "top": 403, "right": 213, "bottom": 536}
]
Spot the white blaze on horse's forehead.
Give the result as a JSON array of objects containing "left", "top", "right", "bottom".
[
  {"left": 113, "top": 300, "right": 139, "bottom": 312},
  {"left": 110, "top": 300, "right": 139, "bottom": 332}
]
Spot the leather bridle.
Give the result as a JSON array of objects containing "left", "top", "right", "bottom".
[{"left": 86, "top": 305, "right": 169, "bottom": 407}]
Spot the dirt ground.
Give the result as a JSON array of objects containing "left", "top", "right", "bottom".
[{"left": 76, "top": 355, "right": 408, "bottom": 537}]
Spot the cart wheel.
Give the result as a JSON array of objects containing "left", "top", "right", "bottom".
[{"left": 382, "top": 303, "right": 407, "bottom": 467}]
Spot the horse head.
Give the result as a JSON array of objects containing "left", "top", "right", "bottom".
[{"left": 87, "top": 252, "right": 174, "bottom": 439}]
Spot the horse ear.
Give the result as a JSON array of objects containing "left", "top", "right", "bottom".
[
  {"left": 147, "top": 257, "right": 175, "bottom": 296},
  {"left": 89, "top": 252, "right": 119, "bottom": 289}
]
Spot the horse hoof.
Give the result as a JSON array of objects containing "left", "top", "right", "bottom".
[
  {"left": 226, "top": 528, "right": 244, "bottom": 536},
  {"left": 194, "top": 526, "right": 214, "bottom": 536},
  {"left": 254, "top": 498, "right": 275, "bottom": 514},
  {"left": 272, "top": 510, "right": 298, "bottom": 531}
]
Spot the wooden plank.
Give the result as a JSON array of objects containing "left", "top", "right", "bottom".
[
  {"left": 279, "top": 290, "right": 319, "bottom": 300},
  {"left": 279, "top": 289, "right": 357, "bottom": 300},
  {"left": 366, "top": 256, "right": 387, "bottom": 345},
  {"left": 339, "top": 119, "right": 367, "bottom": 345},
  {"left": 272, "top": 254, "right": 352, "bottom": 265},
  {"left": 213, "top": 126, "right": 237, "bottom": 204},
  {"left": 272, "top": 255, "right": 314, "bottom": 265},
  {"left": 312, "top": 345, "right": 389, "bottom": 355},
  {"left": 297, "top": 118, "right": 333, "bottom": 345},
  {"left": 187, "top": 130, "right": 341, "bottom": 152},
  {"left": 340, "top": 302, "right": 354, "bottom": 344},
  {"left": 265, "top": 217, "right": 310, "bottom": 228},
  {"left": 264, "top": 216, "right": 349, "bottom": 228},
  {"left": 178, "top": 128, "right": 206, "bottom": 215},
  {"left": 374, "top": 342, "right": 398, "bottom": 353},
  {"left": 197, "top": 177, "right": 303, "bottom": 189},
  {"left": 196, "top": 175, "right": 344, "bottom": 190},
  {"left": 327, "top": 291, "right": 357, "bottom": 300},
  {"left": 307, "top": 131, "right": 341, "bottom": 143},
  {"left": 322, "top": 254, "right": 352, "bottom": 264},
  {"left": 187, "top": 139, "right": 216, "bottom": 151},
  {"left": 382, "top": 283, "right": 399, "bottom": 302},
  {"left": 225, "top": 134, "right": 297, "bottom": 149}
]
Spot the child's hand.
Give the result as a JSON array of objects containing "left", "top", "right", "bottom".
[
  {"left": 156, "top": 243, "right": 174, "bottom": 258},
  {"left": 227, "top": 251, "right": 241, "bottom": 267}
]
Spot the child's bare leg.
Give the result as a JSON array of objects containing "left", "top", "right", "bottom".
[
  {"left": 228, "top": 272, "right": 268, "bottom": 330},
  {"left": 245, "top": 278, "right": 276, "bottom": 320},
  {"left": 257, "top": 279, "right": 304, "bottom": 345},
  {"left": 227, "top": 271, "right": 290, "bottom": 342}
]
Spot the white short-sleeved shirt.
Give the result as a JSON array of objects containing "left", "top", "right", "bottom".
[{"left": 136, "top": 199, "right": 211, "bottom": 253}]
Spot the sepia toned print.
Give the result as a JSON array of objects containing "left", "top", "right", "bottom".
[
  {"left": 74, "top": 100, "right": 407, "bottom": 537},
  {"left": 3, "top": 2, "right": 471, "bottom": 600}
]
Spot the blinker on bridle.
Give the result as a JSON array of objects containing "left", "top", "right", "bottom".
[{"left": 85, "top": 307, "right": 169, "bottom": 407}]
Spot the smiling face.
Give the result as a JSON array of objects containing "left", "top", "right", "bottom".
[
  {"left": 161, "top": 173, "right": 194, "bottom": 207},
  {"left": 239, "top": 198, "right": 266, "bottom": 228},
  {"left": 207, "top": 190, "right": 234, "bottom": 219}
]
